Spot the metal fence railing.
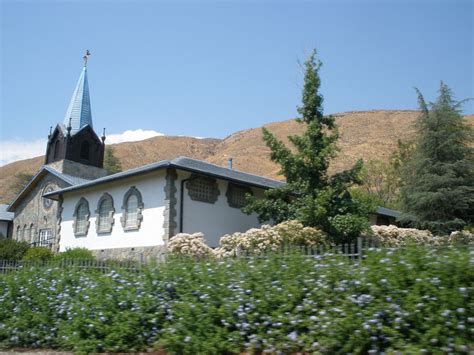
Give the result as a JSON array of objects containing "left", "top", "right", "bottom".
[
  {"left": 0, "top": 237, "right": 380, "bottom": 274},
  {"left": 29, "top": 236, "right": 55, "bottom": 249},
  {"left": 0, "top": 258, "right": 145, "bottom": 275}
]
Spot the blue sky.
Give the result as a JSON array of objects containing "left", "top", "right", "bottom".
[{"left": 0, "top": 0, "right": 472, "bottom": 164}]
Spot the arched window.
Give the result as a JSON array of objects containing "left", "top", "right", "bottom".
[
  {"left": 23, "top": 224, "right": 29, "bottom": 243},
  {"left": 16, "top": 226, "right": 21, "bottom": 240},
  {"left": 80, "top": 141, "right": 90, "bottom": 161},
  {"left": 30, "top": 224, "right": 35, "bottom": 243},
  {"left": 121, "top": 187, "right": 144, "bottom": 231},
  {"left": 73, "top": 197, "right": 90, "bottom": 236},
  {"left": 95, "top": 193, "right": 115, "bottom": 233}
]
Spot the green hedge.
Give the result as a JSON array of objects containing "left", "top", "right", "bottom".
[
  {"left": 0, "top": 239, "right": 29, "bottom": 260},
  {"left": 0, "top": 247, "right": 472, "bottom": 353},
  {"left": 55, "top": 247, "right": 95, "bottom": 261},
  {"left": 22, "top": 247, "right": 54, "bottom": 262}
]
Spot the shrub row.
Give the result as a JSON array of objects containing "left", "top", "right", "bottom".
[
  {"left": 368, "top": 225, "right": 474, "bottom": 247},
  {"left": 0, "top": 247, "right": 472, "bottom": 353},
  {"left": 0, "top": 239, "right": 94, "bottom": 262},
  {"left": 169, "top": 221, "right": 474, "bottom": 258}
]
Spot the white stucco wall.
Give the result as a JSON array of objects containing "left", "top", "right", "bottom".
[
  {"left": 177, "top": 171, "right": 266, "bottom": 247},
  {"left": 59, "top": 171, "right": 166, "bottom": 251}
]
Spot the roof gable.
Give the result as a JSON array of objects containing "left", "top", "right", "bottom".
[{"left": 7, "top": 166, "right": 90, "bottom": 211}]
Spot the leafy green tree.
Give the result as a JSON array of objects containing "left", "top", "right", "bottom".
[
  {"left": 243, "top": 50, "right": 368, "bottom": 242},
  {"left": 399, "top": 82, "right": 474, "bottom": 234},
  {"left": 355, "top": 140, "right": 414, "bottom": 210},
  {"left": 356, "top": 159, "right": 396, "bottom": 207},
  {"left": 104, "top": 146, "right": 122, "bottom": 175},
  {"left": 10, "top": 172, "right": 34, "bottom": 195}
]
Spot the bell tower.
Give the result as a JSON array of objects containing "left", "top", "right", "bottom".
[{"left": 45, "top": 51, "right": 107, "bottom": 180}]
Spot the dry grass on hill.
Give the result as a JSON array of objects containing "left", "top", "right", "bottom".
[{"left": 1, "top": 110, "right": 472, "bottom": 205}]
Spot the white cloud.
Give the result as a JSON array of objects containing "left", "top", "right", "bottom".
[
  {"left": 0, "top": 139, "right": 47, "bottom": 166},
  {"left": 106, "top": 129, "right": 164, "bottom": 144},
  {"left": 0, "top": 129, "right": 164, "bottom": 166}
]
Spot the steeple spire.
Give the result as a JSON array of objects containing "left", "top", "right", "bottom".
[{"left": 63, "top": 50, "right": 93, "bottom": 135}]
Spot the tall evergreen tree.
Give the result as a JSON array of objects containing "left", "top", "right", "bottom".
[
  {"left": 399, "top": 83, "right": 474, "bottom": 234},
  {"left": 243, "top": 50, "right": 368, "bottom": 242},
  {"left": 104, "top": 146, "right": 122, "bottom": 175}
]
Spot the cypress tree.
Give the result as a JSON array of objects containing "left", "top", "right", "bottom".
[
  {"left": 104, "top": 146, "right": 122, "bottom": 175},
  {"left": 399, "top": 82, "right": 474, "bottom": 234},
  {"left": 243, "top": 50, "right": 368, "bottom": 242}
]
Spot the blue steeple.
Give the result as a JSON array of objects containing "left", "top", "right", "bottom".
[{"left": 63, "top": 65, "right": 92, "bottom": 135}]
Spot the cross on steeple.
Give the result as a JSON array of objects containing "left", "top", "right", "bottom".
[{"left": 83, "top": 50, "right": 91, "bottom": 67}]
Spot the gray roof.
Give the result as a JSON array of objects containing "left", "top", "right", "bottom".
[
  {"left": 45, "top": 156, "right": 285, "bottom": 199},
  {"left": 376, "top": 206, "right": 401, "bottom": 218},
  {"left": 63, "top": 66, "right": 93, "bottom": 135},
  {"left": 7, "top": 165, "right": 91, "bottom": 211},
  {"left": 0, "top": 204, "right": 14, "bottom": 221},
  {"left": 44, "top": 166, "right": 90, "bottom": 186},
  {"left": 40, "top": 157, "right": 399, "bottom": 221}
]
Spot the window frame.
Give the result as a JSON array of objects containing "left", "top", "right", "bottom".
[
  {"left": 29, "top": 223, "right": 35, "bottom": 243},
  {"left": 73, "top": 197, "right": 90, "bottom": 237},
  {"left": 226, "top": 182, "right": 253, "bottom": 209},
  {"left": 38, "top": 229, "right": 53, "bottom": 248},
  {"left": 95, "top": 193, "right": 115, "bottom": 234},
  {"left": 23, "top": 224, "right": 29, "bottom": 242},
  {"left": 186, "top": 174, "right": 220, "bottom": 204},
  {"left": 120, "top": 186, "right": 144, "bottom": 231}
]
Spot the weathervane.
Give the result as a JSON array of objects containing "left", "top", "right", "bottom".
[{"left": 83, "top": 49, "right": 91, "bottom": 67}]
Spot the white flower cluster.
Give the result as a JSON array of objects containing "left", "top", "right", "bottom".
[
  {"left": 168, "top": 221, "right": 329, "bottom": 258},
  {"left": 447, "top": 230, "right": 474, "bottom": 245},
  {"left": 368, "top": 225, "right": 474, "bottom": 247},
  {"left": 214, "top": 221, "right": 329, "bottom": 258},
  {"left": 168, "top": 232, "right": 213, "bottom": 257}
]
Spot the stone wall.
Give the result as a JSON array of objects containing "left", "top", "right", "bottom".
[
  {"left": 162, "top": 168, "right": 177, "bottom": 243},
  {"left": 12, "top": 174, "right": 70, "bottom": 251},
  {"left": 91, "top": 245, "right": 167, "bottom": 262},
  {"left": 48, "top": 159, "right": 107, "bottom": 180}
]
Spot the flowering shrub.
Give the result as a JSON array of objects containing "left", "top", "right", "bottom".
[
  {"left": 367, "top": 225, "right": 437, "bottom": 246},
  {"left": 168, "top": 232, "right": 214, "bottom": 257},
  {"left": 448, "top": 230, "right": 474, "bottom": 245},
  {"left": 0, "top": 247, "right": 471, "bottom": 353},
  {"left": 215, "top": 221, "right": 329, "bottom": 257},
  {"left": 367, "top": 225, "right": 474, "bottom": 247},
  {"left": 273, "top": 220, "right": 329, "bottom": 246}
]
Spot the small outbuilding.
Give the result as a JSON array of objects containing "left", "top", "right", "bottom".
[
  {"left": 370, "top": 206, "right": 401, "bottom": 226},
  {"left": 0, "top": 204, "right": 14, "bottom": 239}
]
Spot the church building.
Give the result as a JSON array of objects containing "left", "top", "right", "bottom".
[
  {"left": 8, "top": 54, "right": 280, "bottom": 259},
  {"left": 7, "top": 53, "right": 399, "bottom": 259}
]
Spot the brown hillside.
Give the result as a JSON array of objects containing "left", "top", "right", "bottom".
[{"left": 1, "top": 110, "right": 473, "bottom": 204}]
